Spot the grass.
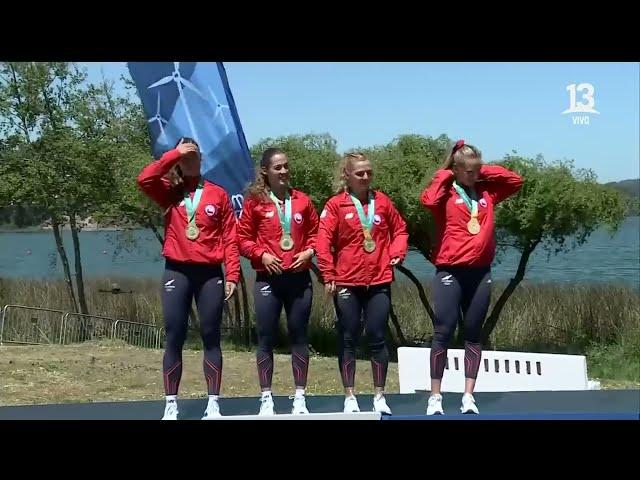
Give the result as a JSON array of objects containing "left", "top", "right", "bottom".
[
  {"left": 0, "top": 275, "right": 638, "bottom": 402},
  {"left": 1, "top": 276, "right": 638, "bottom": 347},
  {"left": 0, "top": 341, "right": 400, "bottom": 406},
  {"left": 0, "top": 341, "right": 636, "bottom": 407}
]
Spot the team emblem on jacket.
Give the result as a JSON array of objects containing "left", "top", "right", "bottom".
[
  {"left": 205, "top": 205, "right": 216, "bottom": 216},
  {"left": 345, "top": 213, "right": 354, "bottom": 219},
  {"left": 373, "top": 214, "right": 381, "bottom": 225},
  {"left": 265, "top": 210, "right": 275, "bottom": 218},
  {"left": 479, "top": 198, "right": 488, "bottom": 208},
  {"left": 294, "top": 212, "right": 303, "bottom": 224}
]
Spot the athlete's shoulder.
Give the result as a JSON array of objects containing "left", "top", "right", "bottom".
[
  {"left": 319, "top": 194, "right": 342, "bottom": 219},
  {"left": 373, "top": 190, "right": 398, "bottom": 208},
  {"left": 291, "top": 188, "right": 310, "bottom": 201},
  {"left": 204, "top": 180, "right": 230, "bottom": 198},
  {"left": 327, "top": 192, "right": 348, "bottom": 208},
  {"left": 242, "top": 192, "right": 261, "bottom": 207},
  {"left": 292, "top": 189, "right": 317, "bottom": 209},
  {"left": 373, "top": 190, "right": 391, "bottom": 202}
]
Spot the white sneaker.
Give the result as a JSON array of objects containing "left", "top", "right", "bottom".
[
  {"left": 373, "top": 395, "right": 392, "bottom": 415},
  {"left": 291, "top": 395, "right": 309, "bottom": 414},
  {"left": 460, "top": 393, "right": 479, "bottom": 414},
  {"left": 201, "top": 399, "right": 222, "bottom": 420},
  {"left": 343, "top": 395, "right": 360, "bottom": 413},
  {"left": 162, "top": 400, "right": 179, "bottom": 420},
  {"left": 259, "top": 393, "right": 275, "bottom": 416},
  {"left": 426, "top": 394, "right": 444, "bottom": 415}
]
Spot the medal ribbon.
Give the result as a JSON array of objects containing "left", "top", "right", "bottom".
[
  {"left": 269, "top": 191, "right": 292, "bottom": 236},
  {"left": 453, "top": 181, "right": 478, "bottom": 219},
  {"left": 350, "top": 192, "right": 375, "bottom": 238},
  {"left": 184, "top": 181, "right": 204, "bottom": 225}
]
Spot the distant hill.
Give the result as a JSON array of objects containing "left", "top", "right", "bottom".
[
  {"left": 606, "top": 178, "right": 639, "bottom": 216},
  {"left": 606, "top": 179, "right": 640, "bottom": 197}
]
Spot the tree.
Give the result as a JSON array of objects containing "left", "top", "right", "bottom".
[
  {"left": 0, "top": 62, "right": 126, "bottom": 322},
  {"left": 85, "top": 77, "right": 214, "bottom": 333},
  {"left": 481, "top": 155, "right": 627, "bottom": 343},
  {"left": 0, "top": 62, "right": 87, "bottom": 313},
  {"left": 86, "top": 78, "right": 164, "bottom": 241},
  {"left": 250, "top": 133, "right": 339, "bottom": 211}
]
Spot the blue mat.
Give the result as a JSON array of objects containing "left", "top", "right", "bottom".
[{"left": 0, "top": 390, "right": 637, "bottom": 420}]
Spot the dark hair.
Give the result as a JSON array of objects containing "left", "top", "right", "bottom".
[
  {"left": 166, "top": 137, "right": 200, "bottom": 190},
  {"left": 175, "top": 137, "right": 199, "bottom": 149},
  {"left": 246, "top": 147, "right": 287, "bottom": 199},
  {"left": 260, "top": 148, "right": 283, "bottom": 168}
]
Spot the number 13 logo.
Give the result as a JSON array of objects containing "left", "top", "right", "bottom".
[{"left": 562, "top": 83, "right": 600, "bottom": 114}]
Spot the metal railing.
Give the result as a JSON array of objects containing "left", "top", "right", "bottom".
[
  {"left": 112, "top": 320, "right": 163, "bottom": 349},
  {"left": 0, "top": 305, "right": 66, "bottom": 346},
  {"left": 61, "top": 312, "right": 118, "bottom": 344},
  {"left": 1, "top": 304, "right": 247, "bottom": 349},
  {"left": 1, "top": 305, "right": 162, "bottom": 349}
]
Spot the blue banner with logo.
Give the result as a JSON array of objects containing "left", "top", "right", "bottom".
[{"left": 127, "top": 62, "right": 254, "bottom": 216}]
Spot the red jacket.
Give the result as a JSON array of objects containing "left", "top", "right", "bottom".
[
  {"left": 316, "top": 190, "right": 409, "bottom": 286},
  {"left": 137, "top": 148, "right": 241, "bottom": 283},
  {"left": 421, "top": 165, "right": 523, "bottom": 268},
  {"left": 237, "top": 189, "right": 319, "bottom": 273}
]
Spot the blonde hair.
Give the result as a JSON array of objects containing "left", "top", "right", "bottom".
[
  {"left": 443, "top": 140, "right": 482, "bottom": 169},
  {"left": 333, "top": 151, "right": 371, "bottom": 195}
]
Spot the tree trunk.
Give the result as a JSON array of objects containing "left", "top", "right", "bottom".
[
  {"left": 309, "top": 263, "right": 323, "bottom": 284},
  {"left": 396, "top": 264, "right": 435, "bottom": 322},
  {"left": 146, "top": 219, "right": 164, "bottom": 245},
  {"left": 69, "top": 214, "right": 89, "bottom": 315},
  {"left": 51, "top": 219, "right": 78, "bottom": 314},
  {"left": 481, "top": 240, "right": 540, "bottom": 344},
  {"left": 389, "top": 304, "right": 407, "bottom": 346},
  {"left": 233, "top": 284, "right": 242, "bottom": 340},
  {"left": 238, "top": 268, "right": 251, "bottom": 345}
]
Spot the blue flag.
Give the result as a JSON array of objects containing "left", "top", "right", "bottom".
[{"left": 127, "top": 62, "right": 254, "bottom": 216}]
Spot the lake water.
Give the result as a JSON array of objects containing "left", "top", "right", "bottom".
[{"left": 1, "top": 217, "right": 638, "bottom": 289}]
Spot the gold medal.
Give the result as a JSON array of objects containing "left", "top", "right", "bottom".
[
  {"left": 363, "top": 228, "right": 375, "bottom": 253},
  {"left": 467, "top": 217, "right": 480, "bottom": 235},
  {"left": 280, "top": 234, "right": 294, "bottom": 251},
  {"left": 185, "top": 224, "right": 200, "bottom": 240},
  {"left": 364, "top": 238, "right": 376, "bottom": 253}
]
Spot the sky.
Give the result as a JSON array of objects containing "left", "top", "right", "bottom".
[{"left": 83, "top": 62, "right": 639, "bottom": 183}]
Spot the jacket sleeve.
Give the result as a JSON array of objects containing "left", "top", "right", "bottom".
[
  {"left": 220, "top": 191, "right": 240, "bottom": 284},
  {"left": 304, "top": 197, "right": 319, "bottom": 252},
  {"left": 479, "top": 165, "right": 524, "bottom": 204},
  {"left": 315, "top": 199, "right": 339, "bottom": 283},
  {"left": 236, "top": 196, "right": 268, "bottom": 263},
  {"left": 136, "top": 148, "right": 182, "bottom": 209},
  {"left": 420, "top": 169, "right": 454, "bottom": 210},
  {"left": 385, "top": 196, "right": 409, "bottom": 261}
]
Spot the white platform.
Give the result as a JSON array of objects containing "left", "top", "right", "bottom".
[
  {"left": 398, "top": 346, "right": 592, "bottom": 393},
  {"left": 211, "top": 412, "right": 381, "bottom": 420}
]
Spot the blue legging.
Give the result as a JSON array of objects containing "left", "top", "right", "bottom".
[
  {"left": 334, "top": 283, "right": 391, "bottom": 389},
  {"left": 253, "top": 270, "right": 312, "bottom": 390},
  {"left": 161, "top": 260, "right": 225, "bottom": 396},
  {"left": 430, "top": 266, "right": 492, "bottom": 380}
]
